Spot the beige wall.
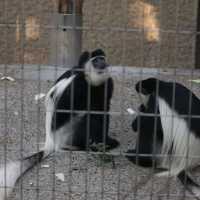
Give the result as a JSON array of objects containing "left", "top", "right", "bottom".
[
  {"left": 0, "top": 0, "right": 198, "bottom": 68},
  {"left": 0, "top": 0, "right": 56, "bottom": 64},
  {"left": 82, "top": 0, "right": 198, "bottom": 68}
]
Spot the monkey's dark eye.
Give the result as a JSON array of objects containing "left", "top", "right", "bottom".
[
  {"left": 136, "top": 83, "right": 148, "bottom": 95},
  {"left": 93, "top": 57, "right": 105, "bottom": 64}
]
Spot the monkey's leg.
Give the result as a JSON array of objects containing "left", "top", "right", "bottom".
[{"left": 89, "top": 143, "right": 116, "bottom": 168}]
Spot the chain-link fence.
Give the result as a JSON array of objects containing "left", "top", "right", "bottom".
[{"left": 0, "top": 0, "right": 200, "bottom": 200}]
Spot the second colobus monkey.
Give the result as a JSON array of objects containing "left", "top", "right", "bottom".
[
  {"left": 126, "top": 78, "right": 200, "bottom": 198},
  {"left": 45, "top": 49, "right": 119, "bottom": 152},
  {"left": 0, "top": 49, "right": 119, "bottom": 199}
]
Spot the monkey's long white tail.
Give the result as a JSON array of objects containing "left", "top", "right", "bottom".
[
  {"left": 158, "top": 98, "right": 200, "bottom": 176},
  {"left": 0, "top": 151, "right": 44, "bottom": 200}
]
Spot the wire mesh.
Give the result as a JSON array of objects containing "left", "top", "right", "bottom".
[{"left": 1, "top": 0, "right": 200, "bottom": 200}]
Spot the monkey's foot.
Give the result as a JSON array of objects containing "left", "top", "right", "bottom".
[
  {"left": 89, "top": 142, "right": 117, "bottom": 168},
  {"left": 89, "top": 137, "right": 119, "bottom": 152},
  {"left": 102, "top": 155, "right": 116, "bottom": 169},
  {"left": 89, "top": 142, "right": 109, "bottom": 152}
]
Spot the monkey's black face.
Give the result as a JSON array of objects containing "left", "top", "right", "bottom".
[
  {"left": 135, "top": 78, "right": 158, "bottom": 95},
  {"left": 135, "top": 82, "right": 149, "bottom": 95},
  {"left": 91, "top": 56, "right": 109, "bottom": 73},
  {"left": 83, "top": 49, "right": 110, "bottom": 86},
  {"left": 135, "top": 78, "right": 158, "bottom": 108}
]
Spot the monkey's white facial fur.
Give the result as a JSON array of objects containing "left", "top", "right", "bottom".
[
  {"left": 138, "top": 93, "right": 150, "bottom": 108},
  {"left": 84, "top": 56, "right": 109, "bottom": 86}
]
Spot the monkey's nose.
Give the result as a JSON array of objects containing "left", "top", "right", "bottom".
[
  {"left": 93, "top": 59, "right": 109, "bottom": 70},
  {"left": 98, "top": 62, "right": 110, "bottom": 72},
  {"left": 98, "top": 63, "right": 109, "bottom": 70}
]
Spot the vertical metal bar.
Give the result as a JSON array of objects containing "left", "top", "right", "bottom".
[
  {"left": 117, "top": 1, "right": 128, "bottom": 200},
  {"left": 150, "top": 1, "right": 162, "bottom": 200},
  {"left": 162, "top": 1, "right": 180, "bottom": 200},
  {"left": 133, "top": 1, "right": 145, "bottom": 199},
  {"left": 20, "top": 0, "right": 25, "bottom": 198},
  {"left": 3, "top": 0, "right": 8, "bottom": 198},
  {"left": 36, "top": 68, "right": 41, "bottom": 199},
  {"left": 51, "top": 3, "right": 59, "bottom": 200},
  {"left": 100, "top": 84, "right": 107, "bottom": 200},
  {"left": 183, "top": 65, "right": 194, "bottom": 200},
  {"left": 36, "top": 26, "right": 42, "bottom": 200},
  {"left": 195, "top": 0, "right": 200, "bottom": 68},
  {"left": 156, "top": 1, "right": 163, "bottom": 199},
  {"left": 182, "top": 2, "right": 198, "bottom": 198},
  {"left": 51, "top": 86, "right": 56, "bottom": 200},
  {"left": 101, "top": 59, "right": 109, "bottom": 200},
  {"left": 84, "top": 73, "right": 90, "bottom": 200},
  {"left": 67, "top": 56, "right": 74, "bottom": 200},
  {"left": 84, "top": 1, "right": 94, "bottom": 199},
  {"left": 100, "top": 1, "right": 112, "bottom": 199},
  {"left": 150, "top": 77, "right": 160, "bottom": 200},
  {"left": 133, "top": 70, "right": 142, "bottom": 200},
  {"left": 165, "top": 40, "right": 176, "bottom": 200},
  {"left": 68, "top": 2, "right": 77, "bottom": 200}
]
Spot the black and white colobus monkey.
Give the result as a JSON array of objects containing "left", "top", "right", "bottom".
[
  {"left": 45, "top": 48, "right": 119, "bottom": 152},
  {"left": 0, "top": 49, "right": 119, "bottom": 199},
  {"left": 126, "top": 78, "right": 200, "bottom": 197}
]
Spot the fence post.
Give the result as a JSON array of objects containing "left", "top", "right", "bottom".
[{"left": 51, "top": 0, "right": 83, "bottom": 67}]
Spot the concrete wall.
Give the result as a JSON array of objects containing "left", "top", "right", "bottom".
[
  {"left": 82, "top": 0, "right": 198, "bottom": 68},
  {"left": 0, "top": 0, "right": 56, "bottom": 64},
  {"left": 0, "top": 0, "right": 198, "bottom": 68}
]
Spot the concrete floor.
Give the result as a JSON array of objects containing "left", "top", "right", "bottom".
[{"left": 0, "top": 65, "right": 200, "bottom": 200}]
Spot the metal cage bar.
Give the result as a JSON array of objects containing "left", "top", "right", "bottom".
[{"left": 1, "top": 0, "right": 200, "bottom": 200}]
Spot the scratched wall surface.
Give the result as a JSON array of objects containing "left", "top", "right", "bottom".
[
  {"left": 82, "top": 0, "right": 198, "bottom": 68},
  {"left": 0, "top": 0, "right": 198, "bottom": 67}
]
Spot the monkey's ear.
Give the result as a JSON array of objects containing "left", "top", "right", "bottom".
[
  {"left": 78, "top": 51, "right": 90, "bottom": 67},
  {"left": 138, "top": 104, "right": 146, "bottom": 112},
  {"left": 91, "top": 49, "right": 106, "bottom": 58},
  {"left": 135, "top": 78, "right": 158, "bottom": 95}
]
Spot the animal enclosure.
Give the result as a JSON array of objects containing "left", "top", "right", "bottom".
[{"left": 1, "top": 0, "right": 200, "bottom": 200}]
